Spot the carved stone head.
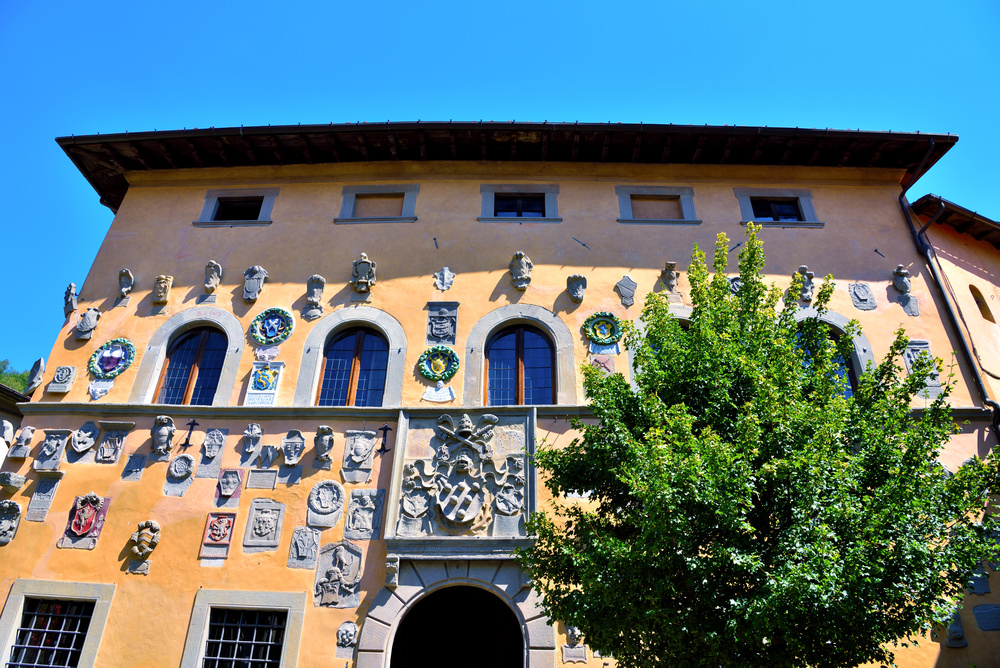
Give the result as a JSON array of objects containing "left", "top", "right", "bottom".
[
  {"left": 151, "top": 415, "right": 176, "bottom": 455},
  {"left": 337, "top": 622, "right": 359, "bottom": 647},
  {"left": 566, "top": 275, "right": 587, "bottom": 303},
  {"left": 152, "top": 275, "right": 173, "bottom": 304},
  {"left": 205, "top": 261, "right": 223, "bottom": 293},
  {"left": 893, "top": 264, "right": 911, "bottom": 294}
]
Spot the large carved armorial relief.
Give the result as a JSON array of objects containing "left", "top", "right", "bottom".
[
  {"left": 396, "top": 412, "right": 528, "bottom": 538},
  {"left": 313, "top": 541, "right": 363, "bottom": 608}
]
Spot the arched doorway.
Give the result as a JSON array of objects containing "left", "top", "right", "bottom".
[{"left": 390, "top": 586, "right": 523, "bottom": 668}]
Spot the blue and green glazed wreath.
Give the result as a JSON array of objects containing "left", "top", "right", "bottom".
[
  {"left": 582, "top": 312, "right": 623, "bottom": 345},
  {"left": 250, "top": 307, "right": 295, "bottom": 346},
  {"left": 417, "top": 346, "right": 460, "bottom": 382},
  {"left": 88, "top": 338, "right": 136, "bottom": 379}
]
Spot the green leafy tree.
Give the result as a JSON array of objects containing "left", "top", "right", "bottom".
[
  {"left": 517, "top": 226, "right": 999, "bottom": 668},
  {"left": 0, "top": 359, "right": 30, "bottom": 393}
]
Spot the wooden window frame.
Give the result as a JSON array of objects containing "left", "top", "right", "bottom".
[
  {"left": 153, "top": 328, "right": 221, "bottom": 405},
  {"left": 315, "top": 328, "right": 384, "bottom": 406},
  {"left": 484, "top": 326, "right": 556, "bottom": 406}
]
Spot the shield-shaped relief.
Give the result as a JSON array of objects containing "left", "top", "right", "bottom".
[
  {"left": 76, "top": 307, "right": 101, "bottom": 340},
  {"left": 203, "top": 429, "right": 226, "bottom": 459},
  {"left": 69, "top": 493, "right": 105, "bottom": 537},
  {"left": 71, "top": 422, "right": 101, "bottom": 454},
  {"left": 130, "top": 520, "right": 161, "bottom": 559},
  {"left": 243, "top": 265, "right": 269, "bottom": 303},
  {"left": 281, "top": 430, "right": 305, "bottom": 466}
]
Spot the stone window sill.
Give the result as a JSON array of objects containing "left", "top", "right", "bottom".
[
  {"left": 740, "top": 220, "right": 825, "bottom": 229},
  {"left": 476, "top": 217, "right": 563, "bottom": 224},
  {"left": 617, "top": 218, "right": 702, "bottom": 226},
  {"left": 193, "top": 219, "right": 273, "bottom": 227},
  {"left": 333, "top": 216, "right": 418, "bottom": 225}
]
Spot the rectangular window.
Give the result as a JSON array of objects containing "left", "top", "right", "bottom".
[
  {"left": 616, "top": 186, "right": 698, "bottom": 225},
  {"left": 479, "top": 184, "right": 560, "bottom": 223},
  {"left": 0, "top": 580, "right": 115, "bottom": 668},
  {"left": 750, "top": 197, "right": 802, "bottom": 222},
  {"left": 203, "top": 608, "right": 287, "bottom": 668},
  {"left": 734, "top": 188, "right": 822, "bottom": 228},
  {"left": 335, "top": 185, "right": 418, "bottom": 224},
  {"left": 195, "top": 188, "right": 279, "bottom": 227},
  {"left": 494, "top": 194, "right": 545, "bottom": 218},
  {"left": 7, "top": 598, "right": 95, "bottom": 668},
  {"left": 179, "top": 590, "right": 306, "bottom": 668}
]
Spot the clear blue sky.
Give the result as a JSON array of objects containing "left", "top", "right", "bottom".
[{"left": 0, "top": 0, "right": 997, "bottom": 372}]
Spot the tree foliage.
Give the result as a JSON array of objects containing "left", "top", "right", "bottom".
[
  {"left": 517, "top": 226, "right": 1000, "bottom": 668},
  {"left": 0, "top": 359, "right": 30, "bottom": 393}
]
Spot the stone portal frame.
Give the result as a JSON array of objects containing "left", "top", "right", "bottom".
[
  {"left": 793, "top": 307, "right": 877, "bottom": 384},
  {"left": 128, "top": 306, "right": 245, "bottom": 407},
  {"left": 179, "top": 589, "right": 307, "bottom": 668},
  {"left": 357, "top": 559, "right": 555, "bottom": 668},
  {"left": 293, "top": 306, "right": 407, "bottom": 407},
  {"left": 463, "top": 304, "right": 577, "bottom": 406},
  {"left": 0, "top": 579, "right": 116, "bottom": 667}
]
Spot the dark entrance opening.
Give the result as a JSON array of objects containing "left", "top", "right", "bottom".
[{"left": 390, "top": 585, "right": 523, "bottom": 668}]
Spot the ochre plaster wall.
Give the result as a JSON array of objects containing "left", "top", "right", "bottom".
[{"left": 2, "top": 160, "right": 995, "bottom": 668}]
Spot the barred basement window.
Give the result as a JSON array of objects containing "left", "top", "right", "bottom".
[
  {"left": 7, "top": 597, "right": 95, "bottom": 668},
  {"left": 203, "top": 608, "right": 287, "bottom": 668}
]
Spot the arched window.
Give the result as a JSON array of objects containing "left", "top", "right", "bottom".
[
  {"left": 316, "top": 328, "right": 389, "bottom": 406},
  {"left": 486, "top": 326, "right": 554, "bottom": 406},
  {"left": 154, "top": 326, "right": 228, "bottom": 405},
  {"left": 970, "top": 285, "right": 996, "bottom": 323}
]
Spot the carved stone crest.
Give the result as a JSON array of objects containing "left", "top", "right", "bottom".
[
  {"left": 9, "top": 425, "right": 35, "bottom": 458},
  {"left": 129, "top": 520, "right": 161, "bottom": 568},
  {"left": 728, "top": 276, "right": 742, "bottom": 295},
  {"left": 848, "top": 282, "right": 877, "bottom": 310},
  {"left": 307, "top": 480, "right": 346, "bottom": 528},
  {"left": 434, "top": 266, "right": 456, "bottom": 291},
  {"left": 426, "top": 302, "right": 459, "bottom": 345},
  {"left": 344, "top": 489, "right": 385, "bottom": 541},
  {"left": 48, "top": 365, "right": 77, "bottom": 393},
  {"left": 795, "top": 265, "right": 815, "bottom": 302},
  {"left": 903, "top": 340, "right": 942, "bottom": 398},
  {"left": 152, "top": 275, "right": 173, "bottom": 305},
  {"left": 350, "top": 252, "right": 377, "bottom": 300},
  {"left": 397, "top": 413, "right": 527, "bottom": 537},
  {"left": 0, "top": 501, "right": 22, "bottom": 545},
  {"left": 203, "top": 428, "right": 226, "bottom": 459},
  {"left": 341, "top": 430, "right": 378, "bottom": 483},
  {"left": 76, "top": 307, "right": 101, "bottom": 340},
  {"left": 0, "top": 472, "right": 26, "bottom": 493},
  {"left": 508, "top": 251, "right": 533, "bottom": 290},
  {"left": 313, "top": 542, "right": 363, "bottom": 608},
  {"left": 95, "top": 427, "right": 129, "bottom": 464},
  {"left": 566, "top": 275, "right": 587, "bottom": 304},
  {"left": 243, "top": 265, "right": 269, "bottom": 303},
  {"left": 58, "top": 492, "right": 110, "bottom": 549},
  {"left": 70, "top": 421, "right": 100, "bottom": 454},
  {"left": 168, "top": 454, "right": 196, "bottom": 479},
  {"left": 34, "top": 429, "right": 71, "bottom": 471},
  {"left": 313, "top": 425, "right": 335, "bottom": 469},
  {"left": 150, "top": 415, "right": 176, "bottom": 456},
  {"left": 118, "top": 268, "right": 134, "bottom": 300},
  {"left": 336, "top": 621, "right": 359, "bottom": 649},
  {"left": 615, "top": 275, "right": 638, "bottom": 307},
  {"left": 218, "top": 470, "right": 242, "bottom": 498},
  {"left": 893, "top": 264, "right": 919, "bottom": 316},
  {"left": 204, "top": 260, "right": 223, "bottom": 293},
  {"left": 288, "top": 526, "right": 320, "bottom": 569},
  {"left": 243, "top": 498, "right": 285, "bottom": 553},
  {"left": 281, "top": 430, "right": 306, "bottom": 466},
  {"left": 200, "top": 512, "right": 236, "bottom": 558},
  {"left": 303, "top": 274, "right": 326, "bottom": 321}
]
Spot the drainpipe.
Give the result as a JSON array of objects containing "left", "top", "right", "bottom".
[{"left": 898, "top": 139, "right": 1000, "bottom": 440}]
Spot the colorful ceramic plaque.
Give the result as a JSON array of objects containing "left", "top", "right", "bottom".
[
  {"left": 249, "top": 307, "right": 295, "bottom": 346},
  {"left": 88, "top": 338, "right": 136, "bottom": 379},
  {"left": 417, "top": 345, "right": 460, "bottom": 382},
  {"left": 582, "top": 312, "right": 623, "bottom": 345}
]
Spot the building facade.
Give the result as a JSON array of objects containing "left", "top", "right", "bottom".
[{"left": 0, "top": 122, "right": 996, "bottom": 667}]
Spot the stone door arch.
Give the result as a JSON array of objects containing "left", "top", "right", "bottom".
[{"left": 356, "top": 559, "right": 555, "bottom": 668}]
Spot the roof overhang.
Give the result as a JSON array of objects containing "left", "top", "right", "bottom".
[
  {"left": 912, "top": 194, "right": 1000, "bottom": 250},
  {"left": 56, "top": 121, "right": 958, "bottom": 212}
]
